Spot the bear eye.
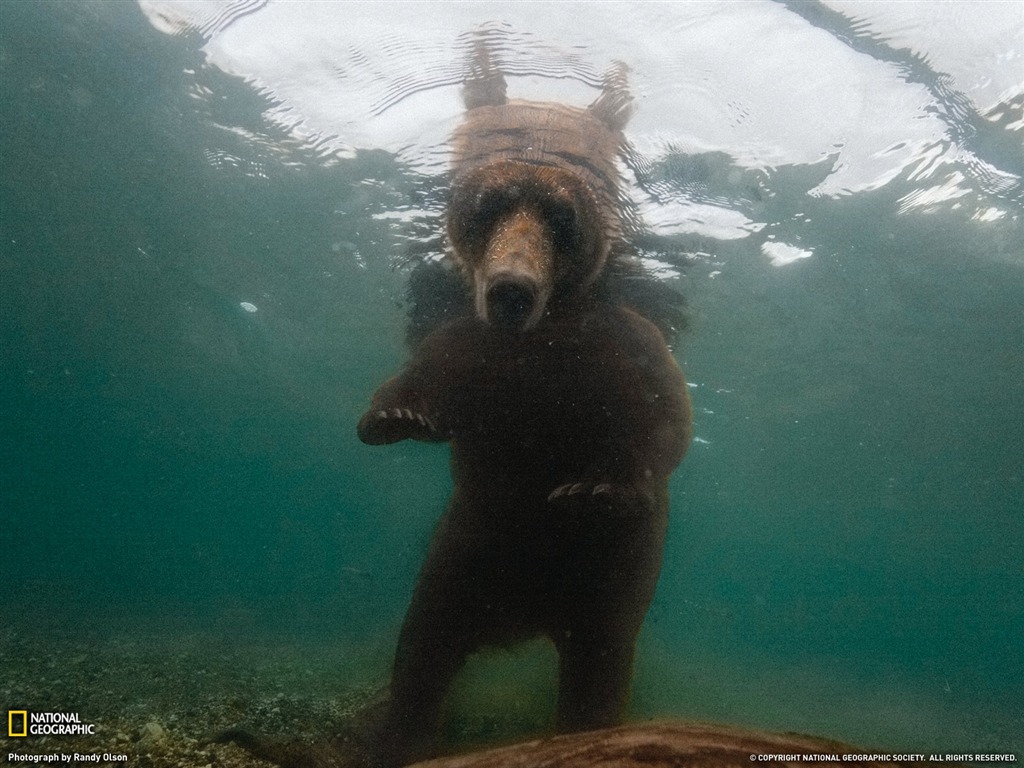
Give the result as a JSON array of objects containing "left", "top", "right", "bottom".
[
  {"left": 450, "top": 182, "right": 511, "bottom": 252},
  {"left": 474, "top": 188, "right": 513, "bottom": 225},
  {"left": 545, "top": 200, "right": 582, "bottom": 253}
]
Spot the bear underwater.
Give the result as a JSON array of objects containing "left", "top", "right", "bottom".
[
  {"left": 221, "top": 43, "right": 692, "bottom": 768},
  {"left": 354, "top": 46, "right": 693, "bottom": 766}
]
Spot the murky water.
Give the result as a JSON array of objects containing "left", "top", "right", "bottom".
[{"left": 1, "top": 0, "right": 1021, "bottom": 757}]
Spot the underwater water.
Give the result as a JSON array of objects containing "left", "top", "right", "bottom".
[{"left": 1, "top": 0, "right": 1021, "bottom": 761}]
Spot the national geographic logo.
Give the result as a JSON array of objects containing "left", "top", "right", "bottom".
[
  {"left": 7, "top": 711, "right": 96, "bottom": 736},
  {"left": 8, "top": 710, "right": 27, "bottom": 737}
]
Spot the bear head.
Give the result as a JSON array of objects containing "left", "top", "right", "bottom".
[{"left": 447, "top": 160, "right": 609, "bottom": 331}]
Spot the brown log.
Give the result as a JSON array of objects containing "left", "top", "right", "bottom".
[{"left": 410, "top": 721, "right": 924, "bottom": 768}]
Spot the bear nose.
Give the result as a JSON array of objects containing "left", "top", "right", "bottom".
[{"left": 486, "top": 276, "right": 537, "bottom": 330}]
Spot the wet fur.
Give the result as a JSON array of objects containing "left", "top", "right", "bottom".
[
  {"left": 353, "top": 46, "right": 692, "bottom": 766},
  {"left": 223, "top": 44, "right": 691, "bottom": 768}
]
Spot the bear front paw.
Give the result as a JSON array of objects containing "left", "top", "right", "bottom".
[
  {"left": 358, "top": 407, "right": 444, "bottom": 445},
  {"left": 547, "top": 481, "right": 614, "bottom": 502}
]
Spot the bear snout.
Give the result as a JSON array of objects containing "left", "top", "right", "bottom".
[
  {"left": 484, "top": 274, "right": 540, "bottom": 330},
  {"left": 471, "top": 207, "right": 555, "bottom": 330}
]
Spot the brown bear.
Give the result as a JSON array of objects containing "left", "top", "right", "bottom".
[{"left": 353, "top": 47, "right": 693, "bottom": 766}]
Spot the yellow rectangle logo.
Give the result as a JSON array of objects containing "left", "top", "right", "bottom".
[{"left": 8, "top": 710, "right": 28, "bottom": 737}]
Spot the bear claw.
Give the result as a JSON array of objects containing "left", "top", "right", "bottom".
[
  {"left": 374, "top": 406, "right": 438, "bottom": 433},
  {"left": 547, "top": 482, "right": 614, "bottom": 501}
]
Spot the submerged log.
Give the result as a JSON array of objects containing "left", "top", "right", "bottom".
[{"left": 411, "top": 721, "right": 919, "bottom": 768}]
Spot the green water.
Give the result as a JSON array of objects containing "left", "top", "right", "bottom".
[{"left": 1, "top": 1, "right": 1021, "bottom": 756}]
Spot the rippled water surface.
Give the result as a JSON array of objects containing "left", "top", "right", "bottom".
[{"left": 1, "top": 0, "right": 1021, "bottom": 756}]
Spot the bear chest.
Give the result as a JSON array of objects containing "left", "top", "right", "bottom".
[{"left": 448, "top": 330, "right": 643, "bottom": 468}]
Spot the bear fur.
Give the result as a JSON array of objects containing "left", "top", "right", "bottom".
[{"left": 353, "top": 48, "right": 693, "bottom": 766}]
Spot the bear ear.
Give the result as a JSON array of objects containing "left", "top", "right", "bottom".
[
  {"left": 588, "top": 61, "right": 632, "bottom": 132},
  {"left": 461, "top": 32, "right": 507, "bottom": 110}
]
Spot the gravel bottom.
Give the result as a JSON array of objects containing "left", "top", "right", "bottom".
[{"left": 0, "top": 621, "right": 388, "bottom": 768}]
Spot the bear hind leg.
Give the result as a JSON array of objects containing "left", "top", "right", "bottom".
[
  {"left": 372, "top": 516, "right": 489, "bottom": 765},
  {"left": 553, "top": 629, "right": 637, "bottom": 733}
]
